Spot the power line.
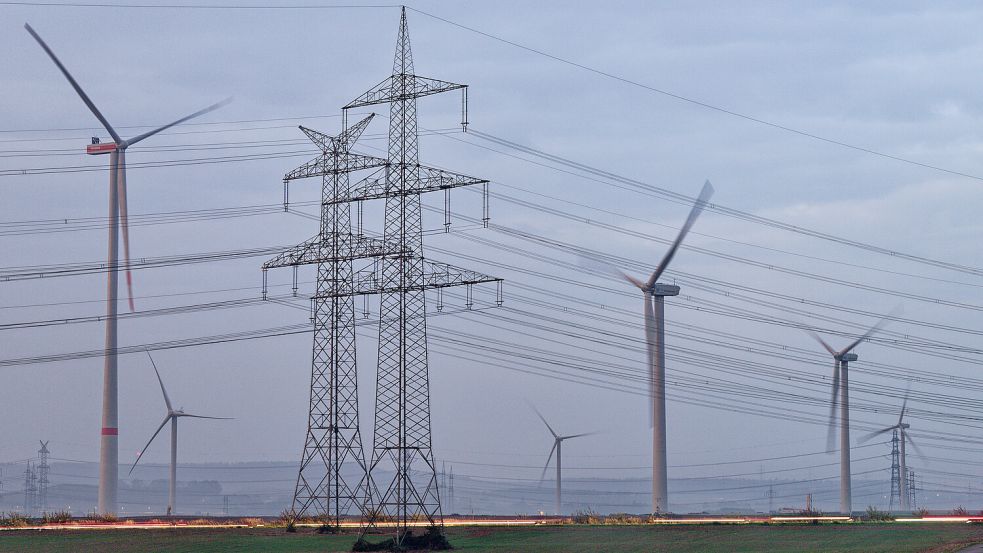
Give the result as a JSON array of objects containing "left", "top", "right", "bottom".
[
  {"left": 0, "top": 129, "right": 456, "bottom": 175},
  {"left": 0, "top": 1, "right": 397, "bottom": 9},
  {"left": 7, "top": 226, "right": 983, "bottom": 434},
  {"left": 0, "top": 113, "right": 347, "bottom": 134},
  {"left": 434, "top": 215, "right": 983, "bottom": 358},
  {"left": 7, "top": 209, "right": 983, "bottom": 430},
  {"left": 406, "top": 8, "right": 983, "bottom": 184},
  {"left": 465, "top": 129, "right": 983, "bottom": 278}
]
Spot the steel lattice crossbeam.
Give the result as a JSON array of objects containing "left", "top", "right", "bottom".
[
  {"left": 316, "top": 259, "right": 500, "bottom": 299},
  {"left": 326, "top": 164, "right": 487, "bottom": 205},
  {"left": 262, "top": 234, "right": 406, "bottom": 269},
  {"left": 284, "top": 152, "right": 388, "bottom": 181},
  {"left": 344, "top": 75, "right": 465, "bottom": 109}
]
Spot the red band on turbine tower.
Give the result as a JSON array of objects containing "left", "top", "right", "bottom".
[{"left": 101, "top": 427, "right": 118, "bottom": 436}]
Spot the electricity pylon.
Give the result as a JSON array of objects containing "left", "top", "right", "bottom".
[
  {"left": 889, "top": 429, "right": 900, "bottom": 511},
  {"left": 37, "top": 441, "right": 49, "bottom": 513},
  {"left": 340, "top": 8, "right": 501, "bottom": 545},
  {"left": 264, "top": 114, "right": 392, "bottom": 525}
]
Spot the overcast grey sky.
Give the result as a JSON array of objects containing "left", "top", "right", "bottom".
[{"left": 1, "top": 1, "right": 982, "bottom": 512}]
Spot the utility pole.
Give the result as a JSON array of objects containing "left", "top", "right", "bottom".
[
  {"left": 768, "top": 485, "right": 774, "bottom": 514},
  {"left": 341, "top": 8, "right": 501, "bottom": 546}
]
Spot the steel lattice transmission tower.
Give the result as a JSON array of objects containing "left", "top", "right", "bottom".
[
  {"left": 23, "top": 462, "right": 37, "bottom": 514},
  {"left": 340, "top": 8, "right": 501, "bottom": 542},
  {"left": 907, "top": 470, "right": 917, "bottom": 509},
  {"left": 889, "top": 429, "right": 901, "bottom": 511},
  {"left": 264, "top": 114, "right": 392, "bottom": 524},
  {"left": 37, "top": 441, "right": 50, "bottom": 513}
]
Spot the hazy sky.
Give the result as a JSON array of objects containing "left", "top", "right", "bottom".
[{"left": 2, "top": 1, "right": 982, "bottom": 512}]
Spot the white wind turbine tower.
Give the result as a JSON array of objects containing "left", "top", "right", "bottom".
[
  {"left": 25, "top": 23, "right": 228, "bottom": 514},
  {"left": 616, "top": 180, "right": 714, "bottom": 514},
  {"left": 860, "top": 390, "right": 923, "bottom": 511},
  {"left": 130, "top": 353, "right": 231, "bottom": 516},
  {"left": 807, "top": 314, "right": 894, "bottom": 515},
  {"left": 534, "top": 408, "right": 591, "bottom": 516}
]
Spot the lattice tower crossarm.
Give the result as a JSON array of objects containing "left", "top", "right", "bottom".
[
  {"left": 262, "top": 114, "right": 386, "bottom": 525},
  {"left": 327, "top": 165, "right": 488, "bottom": 205},
  {"left": 347, "top": 8, "right": 501, "bottom": 545}
]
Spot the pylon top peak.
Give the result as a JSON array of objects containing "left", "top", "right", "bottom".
[{"left": 393, "top": 5, "right": 414, "bottom": 76}]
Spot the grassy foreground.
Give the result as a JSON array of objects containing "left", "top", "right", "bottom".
[{"left": 1, "top": 523, "right": 983, "bottom": 553}]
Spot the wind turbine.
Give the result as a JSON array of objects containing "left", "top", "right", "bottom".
[
  {"left": 130, "top": 353, "right": 231, "bottom": 516},
  {"left": 616, "top": 180, "right": 714, "bottom": 514},
  {"left": 534, "top": 408, "right": 590, "bottom": 516},
  {"left": 25, "top": 23, "right": 228, "bottom": 514},
  {"left": 807, "top": 314, "right": 894, "bottom": 515},
  {"left": 860, "top": 391, "right": 923, "bottom": 511}
]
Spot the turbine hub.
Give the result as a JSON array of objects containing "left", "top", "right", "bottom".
[{"left": 650, "top": 283, "right": 680, "bottom": 297}]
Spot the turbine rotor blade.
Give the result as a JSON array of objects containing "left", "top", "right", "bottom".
[
  {"left": 806, "top": 330, "right": 837, "bottom": 356},
  {"left": 129, "top": 414, "right": 171, "bottom": 475},
  {"left": 645, "top": 180, "right": 715, "bottom": 289},
  {"left": 620, "top": 271, "right": 646, "bottom": 290},
  {"left": 858, "top": 426, "right": 895, "bottom": 444},
  {"left": 578, "top": 253, "right": 647, "bottom": 290},
  {"left": 898, "top": 387, "right": 910, "bottom": 427},
  {"left": 146, "top": 351, "right": 172, "bottom": 411},
  {"left": 24, "top": 23, "right": 121, "bottom": 144},
  {"left": 177, "top": 414, "right": 233, "bottom": 420},
  {"left": 117, "top": 149, "right": 135, "bottom": 312},
  {"left": 531, "top": 405, "right": 558, "bottom": 439},
  {"left": 841, "top": 306, "right": 902, "bottom": 355},
  {"left": 561, "top": 432, "right": 594, "bottom": 440},
  {"left": 905, "top": 432, "right": 927, "bottom": 459},
  {"left": 540, "top": 441, "right": 558, "bottom": 483},
  {"left": 826, "top": 360, "right": 841, "bottom": 453},
  {"left": 126, "top": 97, "right": 231, "bottom": 147}
]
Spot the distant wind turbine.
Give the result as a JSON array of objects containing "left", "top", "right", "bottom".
[
  {"left": 616, "top": 180, "right": 714, "bottom": 514},
  {"left": 860, "top": 390, "right": 924, "bottom": 511},
  {"left": 130, "top": 352, "right": 231, "bottom": 516},
  {"left": 25, "top": 23, "right": 229, "bottom": 514},
  {"left": 534, "top": 407, "right": 591, "bottom": 516},
  {"left": 807, "top": 312, "right": 895, "bottom": 515}
]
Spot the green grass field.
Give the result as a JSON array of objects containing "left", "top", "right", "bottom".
[{"left": 1, "top": 523, "right": 982, "bottom": 553}]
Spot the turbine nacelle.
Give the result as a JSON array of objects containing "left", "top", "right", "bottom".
[
  {"left": 86, "top": 140, "right": 118, "bottom": 155},
  {"left": 649, "top": 283, "right": 680, "bottom": 297},
  {"left": 837, "top": 352, "right": 859, "bottom": 362}
]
